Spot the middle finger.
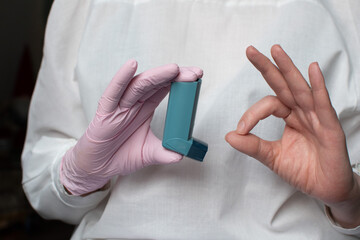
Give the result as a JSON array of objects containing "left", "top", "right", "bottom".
[
  {"left": 246, "top": 46, "right": 297, "bottom": 108},
  {"left": 271, "top": 45, "right": 314, "bottom": 111}
]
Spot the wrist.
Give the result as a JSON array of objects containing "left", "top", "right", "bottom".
[
  {"left": 327, "top": 173, "right": 360, "bottom": 228},
  {"left": 63, "top": 180, "right": 111, "bottom": 197},
  {"left": 60, "top": 152, "right": 110, "bottom": 196}
]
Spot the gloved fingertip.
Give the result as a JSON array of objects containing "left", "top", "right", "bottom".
[
  {"left": 196, "top": 69, "right": 204, "bottom": 79},
  {"left": 188, "top": 67, "right": 204, "bottom": 79},
  {"left": 126, "top": 59, "right": 138, "bottom": 68},
  {"left": 147, "top": 63, "right": 179, "bottom": 82},
  {"left": 168, "top": 63, "right": 181, "bottom": 77},
  {"left": 175, "top": 68, "right": 198, "bottom": 82},
  {"left": 170, "top": 152, "right": 183, "bottom": 163},
  {"left": 160, "top": 63, "right": 179, "bottom": 73},
  {"left": 157, "top": 148, "right": 183, "bottom": 164},
  {"left": 184, "top": 70, "right": 198, "bottom": 81}
]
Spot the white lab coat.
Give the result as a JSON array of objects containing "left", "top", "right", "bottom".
[{"left": 22, "top": 0, "right": 360, "bottom": 239}]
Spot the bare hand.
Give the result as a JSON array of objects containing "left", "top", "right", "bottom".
[{"left": 225, "top": 45, "right": 360, "bottom": 228}]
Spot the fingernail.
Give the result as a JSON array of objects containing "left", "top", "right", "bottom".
[{"left": 236, "top": 121, "right": 246, "bottom": 134}]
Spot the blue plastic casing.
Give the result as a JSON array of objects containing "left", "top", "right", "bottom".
[{"left": 162, "top": 79, "right": 208, "bottom": 161}]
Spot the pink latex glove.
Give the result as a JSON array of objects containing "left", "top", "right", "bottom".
[{"left": 60, "top": 60, "right": 203, "bottom": 195}]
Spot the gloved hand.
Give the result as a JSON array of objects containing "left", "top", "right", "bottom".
[{"left": 60, "top": 60, "right": 203, "bottom": 195}]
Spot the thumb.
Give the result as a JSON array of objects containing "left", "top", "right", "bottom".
[
  {"left": 225, "top": 131, "right": 276, "bottom": 168},
  {"left": 142, "top": 130, "right": 183, "bottom": 167}
]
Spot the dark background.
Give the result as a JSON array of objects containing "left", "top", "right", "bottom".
[{"left": 1, "top": 1, "right": 74, "bottom": 239}]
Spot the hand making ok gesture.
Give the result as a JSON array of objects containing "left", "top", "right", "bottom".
[{"left": 226, "top": 45, "right": 360, "bottom": 228}]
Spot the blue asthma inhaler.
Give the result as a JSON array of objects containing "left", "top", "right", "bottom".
[{"left": 162, "top": 79, "right": 208, "bottom": 161}]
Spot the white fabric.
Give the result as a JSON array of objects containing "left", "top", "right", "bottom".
[{"left": 22, "top": 0, "right": 360, "bottom": 239}]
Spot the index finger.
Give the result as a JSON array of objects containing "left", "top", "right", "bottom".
[
  {"left": 271, "top": 45, "right": 314, "bottom": 111},
  {"left": 97, "top": 59, "right": 138, "bottom": 114},
  {"left": 120, "top": 64, "right": 180, "bottom": 108},
  {"left": 246, "top": 46, "right": 297, "bottom": 108}
]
